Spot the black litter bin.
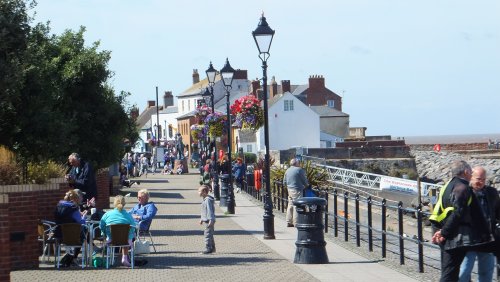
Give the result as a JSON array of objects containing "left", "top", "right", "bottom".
[
  {"left": 219, "top": 174, "right": 229, "bottom": 207},
  {"left": 293, "top": 197, "right": 329, "bottom": 264}
]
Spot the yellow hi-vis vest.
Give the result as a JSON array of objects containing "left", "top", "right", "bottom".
[{"left": 429, "top": 179, "right": 472, "bottom": 225}]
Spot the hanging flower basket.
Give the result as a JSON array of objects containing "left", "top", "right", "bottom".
[
  {"left": 190, "top": 124, "right": 206, "bottom": 142},
  {"left": 204, "top": 112, "right": 228, "bottom": 137},
  {"left": 195, "top": 105, "right": 212, "bottom": 124},
  {"left": 230, "top": 94, "right": 264, "bottom": 131}
]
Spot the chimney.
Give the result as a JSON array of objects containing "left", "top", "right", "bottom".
[
  {"left": 192, "top": 69, "right": 199, "bottom": 84},
  {"left": 233, "top": 69, "right": 248, "bottom": 80},
  {"left": 251, "top": 79, "right": 260, "bottom": 96},
  {"left": 270, "top": 76, "right": 278, "bottom": 98},
  {"left": 308, "top": 75, "right": 325, "bottom": 91},
  {"left": 164, "top": 91, "right": 174, "bottom": 108},
  {"left": 147, "top": 100, "right": 156, "bottom": 108},
  {"left": 281, "top": 80, "right": 290, "bottom": 93}
]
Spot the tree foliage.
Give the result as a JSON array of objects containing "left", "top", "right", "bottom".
[
  {"left": 0, "top": 0, "right": 32, "bottom": 146},
  {"left": 0, "top": 0, "right": 138, "bottom": 169}
]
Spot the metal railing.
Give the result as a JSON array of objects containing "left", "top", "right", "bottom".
[
  {"left": 241, "top": 175, "right": 441, "bottom": 275},
  {"left": 302, "top": 155, "right": 442, "bottom": 197}
]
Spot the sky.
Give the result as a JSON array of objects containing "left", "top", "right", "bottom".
[{"left": 32, "top": 0, "right": 500, "bottom": 137}]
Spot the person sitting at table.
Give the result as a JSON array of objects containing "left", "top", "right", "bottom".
[
  {"left": 54, "top": 190, "right": 87, "bottom": 267},
  {"left": 129, "top": 189, "right": 158, "bottom": 232},
  {"left": 73, "top": 188, "right": 95, "bottom": 213},
  {"left": 100, "top": 195, "right": 136, "bottom": 267}
]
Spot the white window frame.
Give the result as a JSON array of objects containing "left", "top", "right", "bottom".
[
  {"left": 246, "top": 144, "right": 252, "bottom": 153},
  {"left": 327, "top": 100, "right": 335, "bottom": 108},
  {"left": 284, "top": 100, "right": 294, "bottom": 111}
]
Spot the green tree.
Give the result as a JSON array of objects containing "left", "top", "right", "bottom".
[
  {"left": 1, "top": 0, "right": 138, "bottom": 169},
  {"left": 0, "top": 0, "right": 32, "bottom": 146}
]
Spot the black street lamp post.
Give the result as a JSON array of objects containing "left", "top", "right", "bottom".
[
  {"left": 220, "top": 58, "right": 235, "bottom": 214},
  {"left": 252, "top": 14, "right": 276, "bottom": 239},
  {"left": 204, "top": 62, "right": 220, "bottom": 200}
]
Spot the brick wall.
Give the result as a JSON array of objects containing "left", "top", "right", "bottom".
[
  {"left": 9, "top": 191, "right": 39, "bottom": 270},
  {"left": 95, "top": 169, "right": 110, "bottom": 210},
  {"left": 0, "top": 194, "right": 10, "bottom": 282},
  {"left": 0, "top": 170, "right": 110, "bottom": 272}
]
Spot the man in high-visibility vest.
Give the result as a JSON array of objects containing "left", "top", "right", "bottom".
[{"left": 431, "top": 161, "right": 494, "bottom": 282}]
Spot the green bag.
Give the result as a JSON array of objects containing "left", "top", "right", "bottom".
[{"left": 92, "top": 256, "right": 103, "bottom": 268}]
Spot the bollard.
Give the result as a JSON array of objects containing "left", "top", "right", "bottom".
[
  {"left": 293, "top": 197, "right": 329, "bottom": 264},
  {"left": 219, "top": 174, "right": 229, "bottom": 207},
  {"left": 246, "top": 172, "right": 254, "bottom": 193}
]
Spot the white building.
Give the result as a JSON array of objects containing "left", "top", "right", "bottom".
[{"left": 255, "top": 92, "right": 320, "bottom": 151}]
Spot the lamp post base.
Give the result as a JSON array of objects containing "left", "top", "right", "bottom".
[
  {"left": 213, "top": 174, "right": 220, "bottom": 201},
  {"left": 227, "top": 184, "right": 235, "bottom": 214},
  {"left": 263, "top": 212, "right": 275, "bottom": 239},
  {"left": 263, "top": 195, "right": 275, "bottom": 239}
]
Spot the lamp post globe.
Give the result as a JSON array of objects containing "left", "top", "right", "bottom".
[
  {"left": 220, "top": 58, "right": 235, "bottom": 214},
  {"left": 205, "top": 62, "right": 220, "bottom": 200},
  {"left": 252, "top": 13, "right": 275, "bottom": 240}
]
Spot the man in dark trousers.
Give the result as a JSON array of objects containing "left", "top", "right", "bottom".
[
  {"left": 431, "top": 161, "right": 494, "bottom": 282},
  {"left": 458, "top": 166, "right": 500, "bottom": 281},
  {"left": 66, "top": 152, "right": 97, "bottom": 202}
]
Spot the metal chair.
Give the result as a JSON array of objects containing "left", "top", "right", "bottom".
[
  {"left": 105, "top": 224, "right": 134, "bottom": 269},
  {"left": 137, "top": 220, "right": 157, "bottom": 253},
  {"left": 37, "top": 219, "right": 56, "bottom": 263},
  {"left": 56, "top": 223, "right": 86, "bottom": 269}
]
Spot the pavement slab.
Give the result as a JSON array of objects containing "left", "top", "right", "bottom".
[{"left": 12, "top": 169, "right": 420, "bottom": 281}]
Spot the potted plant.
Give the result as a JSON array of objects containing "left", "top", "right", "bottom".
[{"left": 230, "top": 94, "right": 264, "bottom": 131}]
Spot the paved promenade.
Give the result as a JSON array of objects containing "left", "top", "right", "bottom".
[{"left": 12, "top": 170, "right": 420, "bottom": 281}]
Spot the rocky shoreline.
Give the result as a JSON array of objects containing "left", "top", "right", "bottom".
[{"left": 411, "top": 149, "right": 500, "bottom": 188}]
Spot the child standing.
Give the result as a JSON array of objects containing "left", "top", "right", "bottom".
[{"left": 198, "top": 185, "right": 216, "bottom": 254}]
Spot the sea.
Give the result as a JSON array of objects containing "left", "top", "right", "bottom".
[{"left": 402, "top": 133, "right": 500, "bottom": 145}]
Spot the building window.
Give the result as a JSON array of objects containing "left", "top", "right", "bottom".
[
  {"left": 246, "top": 145, "right": 252, "bottom": 153},
  {"left": 181, "top": 100, "right": 185, "bottom": 112},
  {"left": 284, "top": 100, "right": 294, "bottom": 111},
  {"left": 188, "top": 99, "right": 191, "bottom": 111},
  {"left": 327, "top": 100, "right": 335, "bottom": 108},
  {"left": 326, "top": 141, "right": 332, "bottom": 148}
]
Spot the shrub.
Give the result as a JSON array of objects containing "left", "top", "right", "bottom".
[
  {"left": 27, "top": 160, "right": 66, "bottom": 184},
  {"left": 0, "top": 146, "right": 21, "bottom": 185},
  {"left": 243, "top": 153, "right": 257, "bottom": 164},
  {"left": 302, "top": 160, "right": 329, "bottom": 188}
]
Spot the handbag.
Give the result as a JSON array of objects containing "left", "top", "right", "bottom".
[
  {"left": 134, "top": 239, "right": 151, "bottom": 254},
  {"left": 304, "top": 186, "right": 317, "bottom": 197}
]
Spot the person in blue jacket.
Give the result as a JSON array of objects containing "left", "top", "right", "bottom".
[
  {"left": 129, "top": 189, "right": 158, "bottom": 232},
  {"left": 232, "top": 157, "right": 246, "bottom": 193}
]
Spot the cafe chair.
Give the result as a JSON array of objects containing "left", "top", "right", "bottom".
[
  {"left": 37, "top": 219, "right": 56, "bottom": 263},
  {"left": 105, "top": 224, "right": 134, "bottom": 269},
  {"left": 56, "top": 223, "right": 86, "bottom": 269},
  {"left": 137, "top": 220, "right": 157, "bottom": 253}
]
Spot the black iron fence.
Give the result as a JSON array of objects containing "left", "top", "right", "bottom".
[{"left": 242, "top": 176, "right": 441, "bottom": 274}]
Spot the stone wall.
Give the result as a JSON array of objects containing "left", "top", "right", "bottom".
[
  {"left": 411, "top": 150, "right": 500, "bottom": 187},
  {"left": 279, "top": 146, "right": 411, "bottom": 163},
  {"left": 409, "top": 143, "right": 488, "bottom": 151}
]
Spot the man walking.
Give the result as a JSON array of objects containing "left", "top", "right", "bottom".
[
  {"left": 283, "top": 158, "right": 309, "bottom": 227},
  {"left": 458, "top": 166, "right": 499, "bottom": 282},
  {"left": 431, "top": 161, "right": 494, "bottom": 282}
]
